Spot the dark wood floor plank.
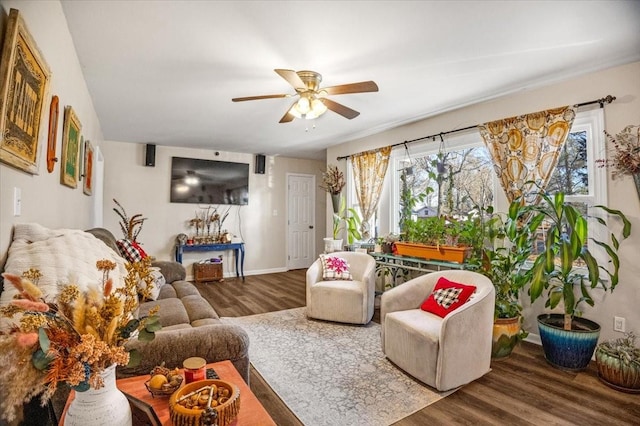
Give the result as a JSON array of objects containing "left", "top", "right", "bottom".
[{"left": 199, "top": 270, "right": 640, "bottom": 425}]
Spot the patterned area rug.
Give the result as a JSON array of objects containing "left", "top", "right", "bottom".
[{"left": 222, "top": 308, "right": 453, "bottom": 426}]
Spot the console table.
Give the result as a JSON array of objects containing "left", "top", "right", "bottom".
[
  {"left": 371, "top": 252, "right": 472, "bottom": 289},
  {"left": 175, "top": 242, "right": 245, "bottom": 280}
]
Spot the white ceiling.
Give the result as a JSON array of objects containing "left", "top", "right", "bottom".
[{"left": 60, "top": 1, "right": 640, "bottom": 160}]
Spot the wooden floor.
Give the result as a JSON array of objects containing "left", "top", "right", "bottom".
[{"left": 197, "top": 270, "right": 640, "bottom": 426}]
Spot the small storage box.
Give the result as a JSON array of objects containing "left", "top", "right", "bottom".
[{"left": 194, "top": 259, "right": 223, "bottom": 283}]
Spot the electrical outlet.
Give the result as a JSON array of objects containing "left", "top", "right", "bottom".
[{"left": 614, "top": 316, "right": 625, "bottom": 332}]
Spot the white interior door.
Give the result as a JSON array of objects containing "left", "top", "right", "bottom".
[{"left": 287, "top": 173, "right": 315, "bottom": 269}]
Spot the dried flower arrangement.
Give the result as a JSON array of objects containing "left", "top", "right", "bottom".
[
  {"left": 598, "top": 125, "right": 640, "bottom": 178},
  {"left": 0, "top": 259, "right": 161, "bottom": 422},
  {"left": 320, "top": 164, "right": 346, "bottom": 195},
  {"left": 113, "top": 199, "right": 147, "bottom": 242}
]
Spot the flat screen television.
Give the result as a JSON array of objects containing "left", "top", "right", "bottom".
[{"left": 170, "top": 157, "right": 249, "bottom": 205}]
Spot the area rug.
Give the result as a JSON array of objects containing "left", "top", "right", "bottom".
[{"left": 222, "top": 307, "right": 453, "bottom": 426}]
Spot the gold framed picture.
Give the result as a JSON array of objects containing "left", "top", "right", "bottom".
[
  {"left": 0, "top": 8, "right": 51, "bottom": 174},
  {"left": 60, "top": 106, "right": 82, "bottom": 188},
  {"left": 83, "top": 139, "right": 93, "bottom": 196}
]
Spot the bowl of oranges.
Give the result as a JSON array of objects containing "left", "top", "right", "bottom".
[{"left": 144, "top": 364, "right": 184, "bottom": 397}]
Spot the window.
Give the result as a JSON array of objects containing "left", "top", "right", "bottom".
[
  {"left": 533, "top": 108, "right": 607, "bottom": 264},
  {"left": 389, "top": 131, "right": 495, "bottom": 234},
  {"left": 344, "top": 108, "right": 606, "bottom": 247}
]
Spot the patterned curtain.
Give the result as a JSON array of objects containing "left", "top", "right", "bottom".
[
  {"left": 478, "top": 106, "right": 576, "bottom": 204},
  {"left": 351, "top": 146, "right": 391, "bottom": 239}
]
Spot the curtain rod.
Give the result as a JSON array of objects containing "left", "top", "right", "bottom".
[{"left": 336, "top": 95, "right": 616, "bottom": 161}]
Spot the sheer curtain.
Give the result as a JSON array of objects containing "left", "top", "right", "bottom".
[
  {"left": 351, "top": 146, "right": 391, "bottom": 239},
  {"left": 478, "top": 106, "right": 576, "bottom": 204}
]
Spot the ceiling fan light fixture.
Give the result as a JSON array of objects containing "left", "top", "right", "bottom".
[{"left": 290, "top": 95, "right": 328, "bottom": 120}]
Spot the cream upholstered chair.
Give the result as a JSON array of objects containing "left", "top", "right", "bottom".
[
  {"left": 306, "top": 251, "right": 376, "bottom": 324},
  {"left": 381, "top": 270, "right": 495, "bottom": 391}
]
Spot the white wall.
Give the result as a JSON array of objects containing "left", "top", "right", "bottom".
[
  {"left": 100, "top": 141, "right": 326, "bottom": 278},
  {"left": 0, "top": 1, "right": 103, "bottom": 261},
  {"left": 328, "top": 61, "right": 640, "bottom": 343}
]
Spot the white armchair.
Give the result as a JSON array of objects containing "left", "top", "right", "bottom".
[
  {"left": 381, "top": 270, "right": 495, "bottom": 391},
  {"left": 306, "top": 251, "right": 376, "bottom": 325}
]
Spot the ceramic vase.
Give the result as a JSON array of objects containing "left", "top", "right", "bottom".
[
  {"left": 64, "top": 364, "right": 132, "bottom": 426},
  {"left": 331, "top": 193, "right": 341, "bottom": 213}
]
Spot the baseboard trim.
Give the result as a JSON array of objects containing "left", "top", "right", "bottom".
[{"left": 524, "top": 333, "right": 542, "bottom": 346}]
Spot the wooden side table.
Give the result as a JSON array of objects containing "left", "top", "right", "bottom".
[{"left": 59, "top": 360, "right": 275, "bottom": 426}]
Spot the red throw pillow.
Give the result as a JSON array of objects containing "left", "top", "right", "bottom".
[{"left": 420, "top": 277, "right": 476, "bottom": 318}]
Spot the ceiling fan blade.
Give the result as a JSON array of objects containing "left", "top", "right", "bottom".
[
  {"left": 322, "top": 81, "right": 379, "bottom": 96},
  {"left": 321, "top": 98, "right": 360, "bottom": 119},
  {"left": 274, "top": 69, "right": 306, "bottom": 90},
  {"left": 232, "top": 94, "right": 290, "bottom": 102},
  {"left": 279, "top": 102, "right": 297, "bottom": 123}
]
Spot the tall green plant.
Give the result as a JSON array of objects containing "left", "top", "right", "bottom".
[
  {"left": 476, "top": 201, "right": 543, "bottom": 320},
  {"left": 526, "top": 191, "right": 631, "bottom": 330},
  {"left": 333, "top": 196, "right": 362, "bottom": 244}
]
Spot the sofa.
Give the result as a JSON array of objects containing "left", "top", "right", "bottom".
[{"left": 0, "top": 224, "right": 250, "bottom": 421}]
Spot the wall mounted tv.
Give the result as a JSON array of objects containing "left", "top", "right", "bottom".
[{"left": 170, "top": 157, "right": 249, "bottom": 205}]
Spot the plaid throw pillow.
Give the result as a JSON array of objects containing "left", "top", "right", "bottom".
[
  {"left": 319, "top": 254, "right": 353, "bottom": 281},
  {"left": 420, "top": 277, "right": 476, "bottom": 318},
  {"left": 116, "top": 239, "right": 148, "bottom": 263}
]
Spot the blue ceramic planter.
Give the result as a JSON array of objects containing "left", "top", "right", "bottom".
[{"left": 537, "top": 314, "right": 601, "bottom": 371}]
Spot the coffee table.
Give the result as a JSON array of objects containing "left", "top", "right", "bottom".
[{"left": 59, "top": 360, "right": 276, "bottom": 425}]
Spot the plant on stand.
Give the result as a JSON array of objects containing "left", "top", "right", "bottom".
[
  {"left": 525, "top": 190, "right": 631, "bottom": 371},
  {"left": 321, "top": 164, "right": 346, "bottom": 213},
  {"left": 324, "top": 196, "right": 362, "bottom": 253}
]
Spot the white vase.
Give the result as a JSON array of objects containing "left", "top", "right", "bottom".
[{"left": 64, "top": 364, "right": 132, "bottom": 426}]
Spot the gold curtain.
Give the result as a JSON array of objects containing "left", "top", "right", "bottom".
[
  {"left": 351, "top": 146, "right": 391, "bottom": 239},
  {"left": 478, "top": 106, "right": 576, "bottom": 204}
]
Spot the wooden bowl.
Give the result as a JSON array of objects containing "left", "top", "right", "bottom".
[{"left": 169, "top": 379, "right": 240, "bottom": 426}]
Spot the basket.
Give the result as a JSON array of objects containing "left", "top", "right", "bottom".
[
  {"left": 169, "top": 379, "right": 240, "bottom": 426},
  {"left": 144, "top": 365, "right": 184, "bottom": 397}
]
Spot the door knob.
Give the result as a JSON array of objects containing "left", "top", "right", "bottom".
[{"left": 309, "top": 225, "right": 314, "bottom": 229}]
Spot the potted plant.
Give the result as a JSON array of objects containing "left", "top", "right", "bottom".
[
  {"left": 320, "top": 164, "right": 346, "bottom": 213},
  {"left": 595, "top": 332, "right": 640, "bottom": 393},
  {"left": 474, "top": 202, "right": 540, "bottom": 358},
  {"left": 395, "top": 215, "right": 477, "bottom": 263},
  {"left": 324, "top": 196, "right": 362, "bottom": 253},
  {"left": 526, "top": 190, "right": 632, "bottom": 371}
]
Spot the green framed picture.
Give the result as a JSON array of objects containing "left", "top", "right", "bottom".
[{"left": 60, "top": 106, "right": 81, "bottom": 188}]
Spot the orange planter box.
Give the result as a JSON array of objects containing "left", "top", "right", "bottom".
[{"left": 394, "top": 242, "right": 471, "bottom": 263}]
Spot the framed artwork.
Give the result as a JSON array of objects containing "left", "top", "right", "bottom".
[
  {"left": 46, "top": 95, "right": 59, "bottom": 173},
  {"left": 0, "top": 8, "right": 51, "bottom": 174},
  {"left": 78, "top": 135, "right": 84, "bottom": 180},
  {"left": 83, "top": 140, "right": 93, "bottom": 196},
  {"left": 60, "top": 106, "right": 82, "bottom": 188}
]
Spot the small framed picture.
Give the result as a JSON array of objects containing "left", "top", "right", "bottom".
[
  {"left": 123, "top": 393, "right": 161, "bottom": 426},
  {"left": 83, "top": 140, "right": 93, "bottom": 195},
  {"left": 60, "top": 106, "right": 82, "bottom": 188}
]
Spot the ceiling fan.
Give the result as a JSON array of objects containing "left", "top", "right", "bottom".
[{"left": 232, "top": 69, "right": 378, "bottom": 123}]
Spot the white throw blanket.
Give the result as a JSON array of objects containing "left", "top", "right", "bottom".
[{"left": 0, "top": 223, "right": 127, "bottom": 304}]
